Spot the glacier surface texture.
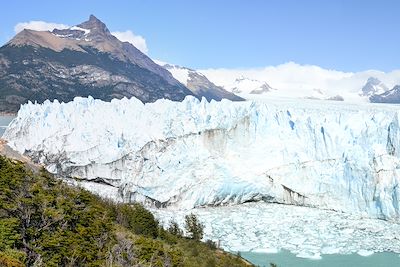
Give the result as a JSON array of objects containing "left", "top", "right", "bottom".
[{"left": 4, "top": 96, "right": 400, "bottom": 221}]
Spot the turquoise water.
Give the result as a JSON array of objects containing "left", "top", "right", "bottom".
[
  {"left": 241, "top": 250, "right": 400, "bottom": 267},
  {"left": 0, "top": 115, "right": 15, "bottom": 136}
]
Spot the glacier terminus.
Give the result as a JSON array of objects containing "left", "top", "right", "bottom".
[{"left": 4, "top": 96, "right": 400, "bottom": 256}]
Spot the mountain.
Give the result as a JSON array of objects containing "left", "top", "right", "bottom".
[
  {"left": 360, "top": 77, "right": 388, "bottom": 97},
  {"left": 162, "top": 63, "right": 244, "bottom": 101},
  {"left": 370, "top": 85, "right": 400, "bottom": 103},
  {"left": 5, "top": 96, "right": 400, "bottom": 221},
  {"left": 0, "top": 15, "right": 194, "bottom": 113},
  {"left": 229, "top": 76, "right": 274, "bottom": 94}
]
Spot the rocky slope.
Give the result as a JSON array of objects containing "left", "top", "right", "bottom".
[
  {"left": 163, "top": 64, "right": 243, "bottom": 101},
  {"left": 0, "top": 15, "right": 194, "bottom": 113}
]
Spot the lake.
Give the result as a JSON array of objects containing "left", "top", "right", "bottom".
[
  {"left": 241, "top": 250, "right": 400, "bottom": 267},
  {"left": 0, "top": 115, "right": 15, "bottom": 136}
]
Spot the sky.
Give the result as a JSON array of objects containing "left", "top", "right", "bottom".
[{"left": 1, "top": 0, "right": 400, "bottom": 72}]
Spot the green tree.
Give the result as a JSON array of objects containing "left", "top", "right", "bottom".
[
  {"left": 184, "top": 213, "right": 204, "bottom": 241},
  {"left": 167, "top": 220, "right": 183, "bottom": 237},
  {"left": 114, "top": 203, "right": 159, "bottom": 238}
]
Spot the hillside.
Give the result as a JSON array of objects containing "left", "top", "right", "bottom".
[{"left": 0, "top": 155, "right": 252, "bottom": 267}]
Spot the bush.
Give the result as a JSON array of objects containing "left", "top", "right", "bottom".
[{"left": 205, "top": 239, "right": 217, "bottom": 250}]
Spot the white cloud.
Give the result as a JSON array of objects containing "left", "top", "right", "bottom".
[
  {"left": 14, "top": 21, "right": 69, "bottom": 33},
  {"left": 111, "top": 30, "right": 148, "bottom": 54},
  {"left": 200, "top": 62, "right": 400, "bottom": 101}
]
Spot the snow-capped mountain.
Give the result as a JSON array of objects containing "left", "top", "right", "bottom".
[
  {"left": 229, "top": 76, "right": 274, "bottom": 94},
  {"left": 4, "top": 96, "right": 400, "bottom": 221},
  {"left": 162, "top": 64, "right": 243, "bottom": 101},
  {"left": 370, "top": 85, "right": 400, "bottom": 103},
  {"left": 360, "top": 77, "right": 388, "bottom": 97}
]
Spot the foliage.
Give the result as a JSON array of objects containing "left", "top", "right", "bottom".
[
  {"left": 0, "top": 156, "right": 252, "bottom": 266},
  {"left": 184, "top": 213, "right": 204, "bottom": 240},
  {"left": 113, "top": 202, "right": 159, "bottom": 238},
  {"left": 167, "top": 220, "right": 183, "bottom": 237}
]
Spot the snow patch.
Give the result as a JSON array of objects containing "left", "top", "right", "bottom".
[
  {"left": 70, "top": 26, "right": 90, "bottom": 35},
  {"left": 165, "top": 65, "right": 190, "bottom": 85},
  {"left": 252, "top": 248, "right": 280, "bottom": 254}
]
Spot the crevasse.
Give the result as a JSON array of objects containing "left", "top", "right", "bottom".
[{"left": 4, "top": 96, "right": 400, "bottom": 220}]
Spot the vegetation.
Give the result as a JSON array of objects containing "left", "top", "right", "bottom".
[
  {"left": 0, "top": 156, "right": 252, "bottom": 266},
  {"left": 184, "top": 213, "right": 204, "bottom": 241}
]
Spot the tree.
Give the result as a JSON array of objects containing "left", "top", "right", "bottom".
[
  {"left": 184, "top": 213, "right": 204, "bottom": 241},
  {"left": 114, "top": 203, "right": 159, "bottom": 238},
  {"left": 167, "top": 220, "right": 183, "bottom": 237}
]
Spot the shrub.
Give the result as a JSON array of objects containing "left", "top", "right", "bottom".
[{"left": 205, "top": 239, "right": 217, "bottom": 250}]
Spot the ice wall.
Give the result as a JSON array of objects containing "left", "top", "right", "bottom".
[{"left": 4, "top": 96, "right": 400, "bottom": 220}]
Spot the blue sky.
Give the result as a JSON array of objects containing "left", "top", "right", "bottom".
[{"left": 1, "top": 0, "right": 399, "bottom": 72}]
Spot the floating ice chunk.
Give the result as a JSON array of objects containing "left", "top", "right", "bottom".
[
  {"left": 357, "top": 250, "right": 374, "bottom": 257},
  {"left": 321, "top": 246, "right": 341, "bottom": 254},
  {"left": 252, "top": 248, "right": 280, "bottom": 254},
  {"left": 296, "top": 252, "right": 322, "bottom": 260}
]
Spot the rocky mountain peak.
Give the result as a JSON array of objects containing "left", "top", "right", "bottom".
[
  {"left": 369, "top": 84, "right": 400, "bottom": 103},
  {"left": 77, "top": 15, "right": 110, "bottom": 36},
  {"left": 361, "top": 77, "right": 388, "bottom": 97}
]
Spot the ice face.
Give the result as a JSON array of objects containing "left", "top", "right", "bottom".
[{"left": 4, "top": 96, "right": 400, "bottom": 220}]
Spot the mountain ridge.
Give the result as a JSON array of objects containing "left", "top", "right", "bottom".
[{"left": 163, "top": 63, "right": 244, "bottom": 101}]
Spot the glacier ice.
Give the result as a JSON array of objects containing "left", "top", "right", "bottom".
[
  {"left": 151, "top": 203, "right": 400, "bottom": 256},
  {"left": 4, "top": 96, "right": 400, "bottom": 220}
]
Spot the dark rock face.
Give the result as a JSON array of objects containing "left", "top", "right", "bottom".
[
  {"left": 0, "top": 15, "right": 193, "bottom": 113},
  {"left": 370, "top": 85, "right": 400, "bottom": 103}
]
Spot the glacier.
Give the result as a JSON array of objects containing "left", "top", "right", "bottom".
[
  {"left": 151, "top": 202, "right": 400, "bottom": 256},
  {"left": 3, "top": 96, "right": 400, "bottom": 221}
]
